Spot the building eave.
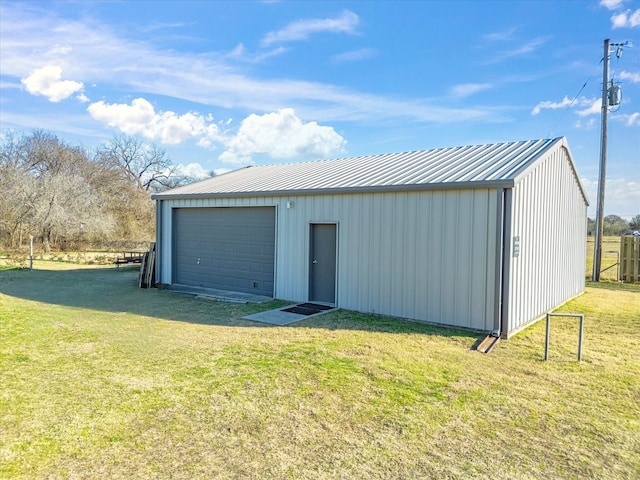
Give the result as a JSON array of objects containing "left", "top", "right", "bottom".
[{"left": 151, "top": 179, "right": 516, "bottom": 201}]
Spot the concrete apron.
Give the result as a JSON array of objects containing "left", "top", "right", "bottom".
[
  {"left": 244, "top": 303, "right": 338, "bottom": 326},
  {"left": 170, "top": 284, "right": 272, "bottom": 304}
]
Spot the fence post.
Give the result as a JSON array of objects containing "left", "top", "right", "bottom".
[{"left": 620, "top": 236, "right": 640, "bottom": 283}]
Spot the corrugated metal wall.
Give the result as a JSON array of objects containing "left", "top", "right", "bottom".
[
  {"left": 158, "top": 189, "right": 499, "bottom": 331},
  {"left": 506, "top": 146, "right": 587, "bottom": 335}
]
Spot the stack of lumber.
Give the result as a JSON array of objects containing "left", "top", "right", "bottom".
[{"left": 138, "top": 242, "right": 156, "bottom": 288}]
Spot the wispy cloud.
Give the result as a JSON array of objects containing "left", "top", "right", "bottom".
[
  {"left": 449, "top": 83, "right": 493, "bottom": 98},
  {"left": 482, "top": 27, "right": 519, "bottom": 42},
  {"left": 138, "top": 21, "right": 193, "bottom": 33},
  {"left": 620, "top": 71, "right": 640, "bottom": 83},
  {"left": 581, "top": 176, "right": 640, "bottom": 216},
  {"left": 483, "top": 36, "right": 552, "bottom": 64},
  {"left": 332, "top": 48, "right": 377, "bottom": 64},
  {"left": 600, "top": 0, "right": 627, "bottom": 10},
  {"left": 574, "top": 118, "right": 597, "bottom": 130},
  {"left": 227, "top": 43, "right": 289, "bottom": 63},
  {"left": 0, "top": 2, "right": 509, "bottom": 143},
  {"left": 611, "top": 8, "right": 640, "bottom": 27},
  {"left": 532, "top": 97, "right": 573, "bottom": 115},
  {"left": 532, "top": 96, "right": 599, "bottom": 116},
  {"left": 612, "top": 111, "right": 640, "bottom": 126},
  {"left": 261, "top": 10, "right": 359, "bottom": 46}
]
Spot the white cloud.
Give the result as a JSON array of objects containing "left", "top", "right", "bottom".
[
  {"left": 332, "top": 48, "right": 377, "bottom": 64},
  {"left": 600, "top": 0, "right": 626, "bottom": 10},
  {"left": 582, "top": 176, "right": 640, "bottom": 216},
  {"left": 88, "top": 98, "right": 155, "bottom": 133},
  {"left": 21, "top": 65, "right": 83, "bottom": 102},
  {"left": 532, "top": 96, "right": 602, "bottom": 116},
  {"left": 450, "top": 83, "right": 493, "bottom": 98},
  {"left": 626, "top": 112, "right": 640, "bottom": 126},
  {"left": 611, "top": 9, "right": 640, "bottom": 28},
  {"left": 574, "top": 118, "right": 597, "bottom": 130},
  {"left": 87, "top": 98, "right": 224, "bottom": 145},
  {"left": 87, "top": 100, "right": 346, "bottom": 164},
  {"left": 532, "top": 96, "right": 572, "bottom": 115},
  {"left": 218, "top": 108, "right": 346, "bottom": 165},
  {"left": 261, "top": 10, "right": 359, "bottom": 46},
  {"left": 213, "top": 167, "right": 232, "bottom": 176},
  {"left": 173, "top": 162, "right": 211, "bottom": 179},
  {"left": 576, "top": 99, "right": 602, "bottom": 116},
  {"left": 611, "top": 112, "right": 640, "bottom": 126},
  {"left": 620, "top": 71, "right": 640, "bottom": 83}
]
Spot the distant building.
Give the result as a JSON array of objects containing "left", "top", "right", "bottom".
[{"left": 152, "top": 137, "right": 588, "bottom": 337}]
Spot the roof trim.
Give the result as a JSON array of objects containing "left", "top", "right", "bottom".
[
  {"left": 511, "top": 137, "right": 589, "bottom": 206},
  {"left": 152, "top": 179, "right": 516, "bottom": 200}
]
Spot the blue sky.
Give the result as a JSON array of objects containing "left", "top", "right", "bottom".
[{"left": 1, "top": 0, "right": 638, "bottom": 217}]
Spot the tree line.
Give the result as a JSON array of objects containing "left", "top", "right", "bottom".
[
  {"left": 0, "top": 130, "right": 206, "bottom": 251},
  {"left": 587, "top": 215, "right": 640, "bottom": 237}
]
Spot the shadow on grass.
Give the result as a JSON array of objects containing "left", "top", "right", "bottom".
[{"left": 0, "top": 266, "right": 478, "bottom": 340}]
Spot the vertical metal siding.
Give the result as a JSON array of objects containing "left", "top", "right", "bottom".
[
  {"left": 506, "top": 147, "right": 587, "bottom": 335},
  {"left": 157, "top": 189, "right": 498, "bottom": 331}
]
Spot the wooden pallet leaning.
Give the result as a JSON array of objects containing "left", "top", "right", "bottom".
[
  {"left": 138, "top": 251, "right": 148, "bottom": 288},
  {"left": 145, "top": 242, "right": 156, "bottom": 288},
  {"left": 138, "top": 242, "right": 156, "bottom": 289}
]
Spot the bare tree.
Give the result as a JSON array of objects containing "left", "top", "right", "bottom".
[
  {"left": 97, "top": 135, "right": 175, "bottom": 191},
  {"left": 0, "top": 131, "right": 117, "bottom": 250},
  {"left": 1, "top": 130, "right": 204, "bottom": 250}
]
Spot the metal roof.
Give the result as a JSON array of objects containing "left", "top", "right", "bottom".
[{"left": 153, "top": 137, "right": 584, "bottom": 200}]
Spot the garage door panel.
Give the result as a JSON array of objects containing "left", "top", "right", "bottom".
[{"left": 173, "top": 207, "right": 275, "bottom": 296}]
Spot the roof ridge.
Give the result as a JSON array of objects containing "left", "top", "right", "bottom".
[{"left": 153, "top": 138, "right": 569, "bottom": 200}]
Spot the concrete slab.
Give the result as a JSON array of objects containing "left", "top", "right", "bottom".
[
  {"left": 243, "top": 304, "right": 338, "bottom": 326},
  {"left": 170, "top": 284, "right": 272, "bottom": 304}
]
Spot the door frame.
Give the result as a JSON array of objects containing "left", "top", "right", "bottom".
[{"left": 307, "top": 222, "right": 339, "bottom": 306}]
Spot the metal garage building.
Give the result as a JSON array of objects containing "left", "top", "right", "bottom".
[{"left": 152, "top": 137, "right": 588, "bottom": 337}]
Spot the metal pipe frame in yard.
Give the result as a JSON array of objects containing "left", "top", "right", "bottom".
[
  {"left": 545, "top": 313, "right": 584, "bottom": 362},
  {"left": 600, "top": 250, "right": 620, "bottom": 280}
]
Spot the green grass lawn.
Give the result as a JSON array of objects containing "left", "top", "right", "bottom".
[{"left": 1, "top": 262, "right": 639, "bottom": 479}]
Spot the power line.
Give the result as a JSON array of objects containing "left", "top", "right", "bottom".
[{"left": 545, "top": 78, "right": 590, "bottom": 139}]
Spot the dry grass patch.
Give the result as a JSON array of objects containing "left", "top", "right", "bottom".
[{"left": 1, "top": 266, "right": 639, "bottom": 479}]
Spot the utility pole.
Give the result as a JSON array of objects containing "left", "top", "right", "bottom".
[
  {"left": 592, "top": 39, "right": 609, "bottom": 282},
  {"left": 592, "top": 39, "right": 628, "bottom": 282}
]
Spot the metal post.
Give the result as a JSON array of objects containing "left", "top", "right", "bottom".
[
  {"left": 29, "top": 235, "right": 33, "bottom": 271},
  {"left": 593, "top": 39, "right": 610, "bottom": 282},
  {"left": 578, "top": 315, "right": 584, "bottom": 362},
  {"left": 544, "top": 313, "right": 550, "bottom": 361}
]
